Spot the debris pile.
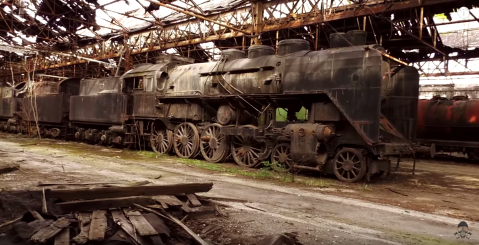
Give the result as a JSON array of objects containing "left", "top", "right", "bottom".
[{"left": 0, "top": 182, "right": 231, "bottom": 245}]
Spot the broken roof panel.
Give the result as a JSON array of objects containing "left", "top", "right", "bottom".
[{"left": 435, "top": 8, "right": 479, "bottom": 50}]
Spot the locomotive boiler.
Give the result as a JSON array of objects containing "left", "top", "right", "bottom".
[
  {"left": 0, "top": 30, "right": 429, "bottom": 183},
  {"left": 417, "top": 97, "right": 479, "bottom": 160}
]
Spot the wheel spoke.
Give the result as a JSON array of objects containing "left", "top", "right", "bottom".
[{"left": 334, "top": 149, "right": 365, "bottom": 182}]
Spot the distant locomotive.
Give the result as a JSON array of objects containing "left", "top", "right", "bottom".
[{"left": 0, "top": 30, "right": 431, "bottom": 182}]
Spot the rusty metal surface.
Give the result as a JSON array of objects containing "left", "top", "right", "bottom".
[
  {"left": 381, "top": 66, "right": 420, "bottom": 141},
  {"left": 417, "top": 98, "right": 479, "bottom": 142},
  {"left": 283, "top": 45, "right": 383, "bottom": 143},
  {"left": 0, "top": 97, "right": 16, "bottom": 118},
  {"left": 58, "top": 78, "right": 82, "bottom": 95},
  {"left": 17, "top": 94, "right": 65, "bottom": 123},
  {"left": 70, "top": 93, "right": 127, "bottom": 124},
  {"left": 131, "top": 94, "right": 158, "bottom": 118},
  {"left": 79, "top": 77, "right": 121, "bottom": 96}
]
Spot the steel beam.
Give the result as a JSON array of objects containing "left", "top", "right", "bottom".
[
  {"left": 383, "top": 18, "right": 446, "bottom": 56},
  {"left": 422, "top": 72, "right": 479, "bottom": 77},
  {"left": 143, "top": 0, "right": 250, "bottom": 34},
  {"left": 0, "top": 0, "right": 470, "bottom": 77}
]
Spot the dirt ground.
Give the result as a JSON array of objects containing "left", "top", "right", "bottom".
[{"left": 1, "top": 133, "right": 479, "bottom": 244}]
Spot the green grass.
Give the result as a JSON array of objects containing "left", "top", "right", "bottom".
[
  {"left": 179, "top": 158, "right": 334, "bottom": 187},
  {"left": 8, "top": 134, "right": 336, "bottom": 188}
]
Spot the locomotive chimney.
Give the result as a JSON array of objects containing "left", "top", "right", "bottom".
[
  {"left": 247, "top": 45, "right": 275, "bottom": 59},
  {"left": 347, "top": 30, "right": 368, "bottom": 46},
  {"left": 277, "top": 39, "right": 310, "bottom": 56},
  {"left": 220, "top": 49, "right": 245, "bottom": 61},
  {"left": 329, "top": 32, "right": 350, "bottom": 48}
]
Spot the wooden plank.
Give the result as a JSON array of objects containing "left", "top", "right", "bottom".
[
  {"left": 186, "top": 194, "right": 202, "bottom": 207},
  {"left": 31, "top": 217, "right": 70, "bottom": 243},
  {"left": 30, "top": 211, "right": 45, "bottom": 221},
  {"left": 46, "top": 183, "right": 213, "bottom": 201},
  {"left": 154, "top": 195, "right": 183, "bottom": 207},
  {"left": 142, "top": 213, "right": 171, "bottom": 237},
  {"left": 123, "top": 209, "right": 157, "bottom": 236},
  {"left": 38, "top": 181, "right": 122, "bottom": 186},
  {"left": 89, "top": 210, "right": 107, "bottom": 241},
  {"left": 54, "top": 228, "right": 70, "bottom": 245},
  {"left": 111, "top": 210, "right": 149, "bottom": 245},
  {"left": 72, "top": 212, "right": 91, "bottom": 244},
  {"left": 149, "top": 236, "right": 166, "bottom": 245},
  {"left": 181, "top": 204, "right": 193, "bottom": 213},
  {"left": 57, "top": 197, "right": 156, "bottom": 213},
  {"left": 0, "top": 217, "right": 22, "bottom": 229},
  {"left": 13, "top": 220, "right": 53, "bottom": 240}
]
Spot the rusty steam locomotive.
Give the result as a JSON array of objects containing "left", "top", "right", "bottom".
[{"left": 0, "top": 30, "right": 430, "bottom": 182}]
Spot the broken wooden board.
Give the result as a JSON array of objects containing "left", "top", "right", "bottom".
[
  {"left": 56, "top": 196, "right": 156, "bottom": 213},
  {"left": 54, "top": 228, "right": 70, "bottom": 245},
  {"left": 154, "top": 195, "right": 183, "bottom": 208},
  {"left": 111, "top": 210, "right": 150, "bottom": 245},
  {"left": 89, "top": 210, "right": 107, "bottom": 241},
  {"left": 30, "top": 211, "right": 45, "bottom": 221},
  {"left": 123, "top": 209, "right": 157, "bottom": 236},
  {"left": 11, "top": 219, "right": 53, "bottom": 241},
  {"left": 142, "top": 212, "right": 171, "bottom": 237},
  {"left": 72, "top": 212, "right": 91, "bottom": 244},
  {"left": 186, "top": 194, "right": 202, "bottom": 207},
  {"left": 45, "top": 183, "right": 213, "bottom": 201},
  {"left": 31, "top": 217, "right": 70, "bottom": 243},
  {"left": 0, "top": 217, "right": 22, "bottom": 229}
]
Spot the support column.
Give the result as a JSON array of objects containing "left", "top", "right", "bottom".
[
  {"left": 124, "top": 35, "right": 131, "bottom": 71},
  {"left": 419, "top": 7, "right": 424, "bottom": 40},
  {"left": 251, "top": 1, "right": 264, "bottom": 45}
]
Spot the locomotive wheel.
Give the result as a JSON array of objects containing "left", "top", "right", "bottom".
[
  {"left": 333, "top": 148, "right": 367, "bottom": 183},
  {"left": 173, "top": 122, "right": 200, "bottom": 158},
  {"left": 231, "top": 125, "right": 267, "bottom": 168},
  {"left": 200, "top": 123, "right": 229, "bottom": 163},
  {"left": 270, "top": 143, "right": 293, "bottom": 173},
  {"left": 150, "top": 124, "right": 173, "bottom": 154}
]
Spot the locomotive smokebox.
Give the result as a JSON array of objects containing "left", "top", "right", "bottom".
[
  {"left": 247, "top": 45, "right": 275, "bottom": 59},
  {"left": 277, "top": 39, "right": 310, "bottom": 56},
  {"left": 220, "top": 49, "right": 245, "bottom": 61}
]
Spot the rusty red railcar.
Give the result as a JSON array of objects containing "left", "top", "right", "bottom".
[{"left": 417, "top": 97, "right": 479, "bottom": 159}]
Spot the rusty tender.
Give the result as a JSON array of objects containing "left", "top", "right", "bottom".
[{"left": 0, "top": 30, "right": 433, "bottom": 183}]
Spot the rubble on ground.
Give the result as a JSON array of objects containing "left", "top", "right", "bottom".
[{"left": 0, "top": 182, "right": 301, "bottom": 245}]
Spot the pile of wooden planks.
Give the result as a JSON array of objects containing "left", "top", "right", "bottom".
[{"left": 2, "top": 182, "right": 218, "bottom": 245}]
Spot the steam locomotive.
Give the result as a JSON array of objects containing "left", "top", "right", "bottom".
[{"left": 0, "top": 30, "right": 430, "bottom": 182}]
